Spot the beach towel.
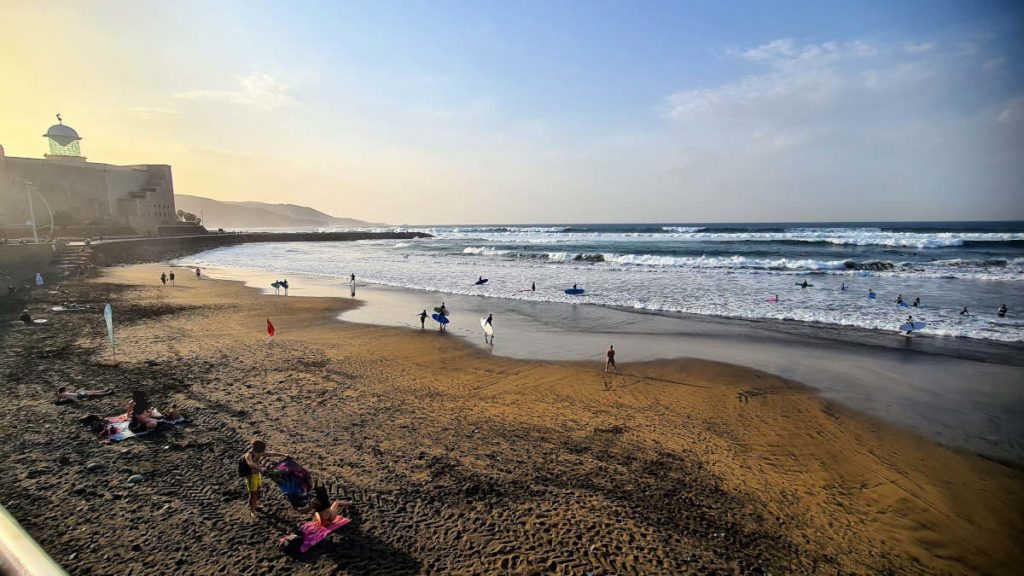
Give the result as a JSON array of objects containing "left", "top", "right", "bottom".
[
  {"left": 266, "top": 458, "right": 312, "bottom": 508},
  {"left": 99, "top": 415, "right": 184, "bottom": 442},
  {"left": 279, "top": 517, "right": 351, "bottom": 555}
]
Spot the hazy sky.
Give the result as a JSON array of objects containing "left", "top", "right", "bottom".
[{"left": 1, "top": 1, "right": 1022, "bottom": 224}]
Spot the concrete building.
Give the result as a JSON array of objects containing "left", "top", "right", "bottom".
[{"left": 0, "top": 116, "right": 177, "bottom": 236}]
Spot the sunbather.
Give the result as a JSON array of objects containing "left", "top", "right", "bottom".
[
  {"left": 127, "top": 391, "right": 162, "bottom": 432},
  {"left": 56, "top": 386, "right": 111, "bottom": 404},
  {"left": 304, "top": 485, "right": 352, "bottom": 528}
]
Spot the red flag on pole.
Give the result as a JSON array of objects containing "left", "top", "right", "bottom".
[{"left": 267, "top": 318, "right": 275, "bottom": 338}]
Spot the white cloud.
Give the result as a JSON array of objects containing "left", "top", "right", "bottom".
[
  {"left": 174, "top": 72, "right": 293, "bottom": 109},
  {"left": 996, "top": 98, "right": 1024, "bottom": 124},
  {"left": 126, "top": 106, "right": 179, "bottom": 119},
  {"left": 904, "top": 42, "right": 935, "bottom": 54}
]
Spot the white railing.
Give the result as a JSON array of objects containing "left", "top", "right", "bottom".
[{"left": 0, "top": 504, "right": 68, "bottom": 576}]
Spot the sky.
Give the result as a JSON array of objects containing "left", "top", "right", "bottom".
[{"left": 1, "top": 0, "right": 1022, "bottom": 224}]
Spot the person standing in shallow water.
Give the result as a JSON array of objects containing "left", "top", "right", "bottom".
[{"left": 419, "top": 310, "right": 427, "bottom": 330}]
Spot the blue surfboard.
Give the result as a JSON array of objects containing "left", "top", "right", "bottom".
[
  {"left": 564, "top": 288, "right": 584, "bottom": 295},
  {"left": 868, "top": 293, "right": 876, "bottom": 299},
  {"left": 431, "top": 313, "right": 449, "bottom": 324},
  {"left": 899, "top": 321, "right": 926, "bottom": 331},
  {"left": 898, "top": 302, "right": 908, "bottom": 307}
]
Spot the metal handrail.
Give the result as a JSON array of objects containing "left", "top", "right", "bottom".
[{"left": 0, "top": 504, "right": 69, "bottom": 576}]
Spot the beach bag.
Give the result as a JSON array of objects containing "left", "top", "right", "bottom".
[{"left": 279, "top": 530, "right": 305, "bottom": 556}]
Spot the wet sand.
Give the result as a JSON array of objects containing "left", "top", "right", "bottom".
[{"left": 1, "top": 263, "right": 1022, "bottom": 575}]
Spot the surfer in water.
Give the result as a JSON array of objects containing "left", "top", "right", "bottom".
[
  {"left": 913, "top": 297, "right": 921, "bottom": 307},
  {"left": 573, "top": 284, "right": 578, "bottom": 290},
  {"left": 800, "top": 280, "right": 808, "bottom": 289},
  {"left": 960, "top": 306, "right": 969, "bottom": 315},
  {"left": 868, "top": 289, "right": 875, "bottom": 298},
  {"left": 419, "top": 310, "right": 427, "bottom": 330},
  {"left": 896, "top": 294, "right": 903, "bottom": 305},
  {"left": 998, "top": 304, "right": 1007, "bottom": 318},
  {"left": 840, "top": 282, "right": 846, "bottom": 291},
  {"left": 905, "top": 315, "right": 916, "bottom": 334},
  {"left": 531, "top": 282, "right": 535, "bottom": 291},
  {"left": 605, "top": 345, "right": 618, "bottom": 374}
]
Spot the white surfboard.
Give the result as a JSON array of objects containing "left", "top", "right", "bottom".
[{"left": 480, "top": 317, "right": 494, "bottom": 336}]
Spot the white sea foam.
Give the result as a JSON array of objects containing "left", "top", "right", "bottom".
[
  {"left": 396, "top": 227, "right": 1024, "bottom": 248},
  {"left": 177, "top": 234, "right": 1024, "bottom": 343}
]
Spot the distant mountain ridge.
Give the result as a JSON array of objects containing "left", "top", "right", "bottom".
[{"left": 174, "top": 195, "right": 378, "bottom": 229}]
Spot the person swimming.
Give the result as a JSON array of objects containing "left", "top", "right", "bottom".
[
  {"left": 868, "top": 289, "right": 875, "bottom": 298},
  {"left": 998, "top": 304, "right": 1007, "bottom": 318},
  {"left": 913, "top": 297, "right": 920, "bottom": 307},
  {"left": 896, "top": 294, "right": 903, "bottom": 305},
  {"left": 960, "top": 306, "right": 969, "bottom": 315}
]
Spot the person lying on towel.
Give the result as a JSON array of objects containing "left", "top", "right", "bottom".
[{"left": 56, "top": 386, "right": 111, "bottom": 404}]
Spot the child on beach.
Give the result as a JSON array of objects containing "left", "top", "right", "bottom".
[
  {"left": 56, "top": 386, "right": 111, "bottom": 404},
  {"left": 301, "top": 484, "right": 352, "bottom": 528},
  {"left": 605, "top": 345, "right": 618, "bottom": 373},
  {"left": 241, "top": 439, "right": 289, "bottom": 516}
]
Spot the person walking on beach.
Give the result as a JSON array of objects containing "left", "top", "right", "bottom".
[
  {"left": 485, "top": 313, "right": 493, "bottom": 326},
  {"left": 240, "top": 439, "right": 289, "bottom": 517},
  {"left": 605, "top": 345, "right": 618, "bottom": 373},
  {"left": 282, "top": 279, "right": 289, "bottom": 296},
  {"left": 419, "top": 310, "right": 427, "bottom": 330},
  {"left": 160, "top": 272, "right": 167, "bottom": 286},
  {"left": 169, "top": 270, "right": 175, "bottom": 285},
  {"left": 439, "top": 302, "right": 448, "bottom": 317},
  {"left": 196, "top": 267, "right": 201, "bottom": 279}
]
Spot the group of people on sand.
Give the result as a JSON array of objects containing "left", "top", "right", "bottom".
[
  {"left": 273, "top": 279, "right": 290, "bottom": 295},
  {"left": 241, "top": 439, "right": 352, "bottom": 526},
  {"left": 159, "top": 270, "right": 176, "bottom": 286},
  {"left": 55, "top": 388, "right": 181, "bottom": 432}
]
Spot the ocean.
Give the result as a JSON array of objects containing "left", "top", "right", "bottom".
[{"left": 183, "top": 221, "right": 1024, "bottom": 343}]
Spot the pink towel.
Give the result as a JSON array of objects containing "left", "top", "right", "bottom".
[{"left": 286, "top": 517, "right": 351, "bottom": 553}]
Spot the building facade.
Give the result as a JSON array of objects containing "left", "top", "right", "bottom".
[{"left": 0, "top": 117, "right": 176, "bottom": 236}]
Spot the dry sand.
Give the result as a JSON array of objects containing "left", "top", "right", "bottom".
[{"left": 1, "top": 263, "right": 1022, "bottom": 575}]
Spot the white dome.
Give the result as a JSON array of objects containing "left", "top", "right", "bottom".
[{"left": 43, "top": 124, "right": 82, "bottom": 146}]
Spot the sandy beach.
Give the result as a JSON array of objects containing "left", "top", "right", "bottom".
[{"left": 2, "top": 263, "right": 1023, "bottom": 575}]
